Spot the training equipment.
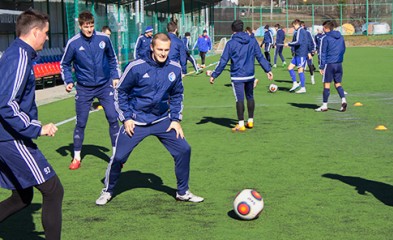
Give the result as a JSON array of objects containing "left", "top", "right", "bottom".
[
  {"left": 215, "top": 37, "right": 227, "bottom": 54},
  {"left": 269, "top": 84, "right": 278, "bottom": 93},
  {"left": 176, "top": 190, "right": 204, "bottom": 203},
  {"left": 206, "top": 70, "right": 212, "bottom": 76},
  {"left": 375, "top": 125, "right": 388, "bottom": 130},
  {"left": 233, "top": 189, "right": 264, "bottom": 220}
]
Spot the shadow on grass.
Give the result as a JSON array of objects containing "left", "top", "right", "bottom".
[
  {"left": 227, "top": 210, "right": 260, "bottom": 221},
  {"left": 103, "top": 170, "right": 177, "bottom": 200},
  {"left": 288, "top": 102, "right": 320, "bottom": 109},
  {"left": 56, "top": 144, "right": 110, "bottom": 163},
  {"left": 224, "top": 83, "right": 232, "bottom": 87},
  {"left": 322, "top": 173, "right": 393, "bottom": 207},
  {"left": 0, "top": 203, "right": 44, "bottom": 240},
  {"left": 274, "top": 79, "right": 293, "bottom": 84},
  {"left": 196, "top": 116, "right": 237, "bottom": 128}
]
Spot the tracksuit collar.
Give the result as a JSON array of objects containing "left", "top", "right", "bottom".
[{"left": 15, "top": 38, "right": 38, "bottom": 60}]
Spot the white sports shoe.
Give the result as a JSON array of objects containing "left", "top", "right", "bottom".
[
  {"left": 176, "top": 190, "right": 204, "bottom": 203},
  {"left": 295, "top": 87, "right": 306, "bottom": 94},
  {"left": 272, "top": 64, "right": 277, "bottom": 68},
  {"left": 315, "top": 106, "right": 328, "bottom": 112},
  {"left": 289, "top": 82, "right": 300, "bottom": 92},
  {"left": 96, "top": 191, "right": 112, "bottom": 206},
  {"left": 311, "top": 75, "right": 315, "bottom": 85}
]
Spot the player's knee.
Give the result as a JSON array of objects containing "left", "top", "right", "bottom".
[
  {"left": 37, "top": 175, "right": 64, "bottom": 202},
  {"left": 13, "top": 188, "right": 34, "bottom": 206}
]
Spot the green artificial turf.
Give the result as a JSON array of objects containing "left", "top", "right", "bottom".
[{"left": 1, "top": 46, "right": 393, "bottom": 240}]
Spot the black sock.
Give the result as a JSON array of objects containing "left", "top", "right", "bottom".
[
  {"left": 236, "top": 101, "right": 245, "bottom": 122},
  {"left": 0, "top": 187, "right": 33, "bottom": 222},
  {"left": 247, "top": 99, "right": 255, "bottom": 119}
]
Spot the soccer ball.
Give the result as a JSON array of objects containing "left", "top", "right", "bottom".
[
  {"left": 233, "top": 189, "right": 264, "bottom": 220},
  {"left": 269, "top": 83, "right": 278, "bottom": 93},
  {"left": 206, "top": 70, "right": 212, "bottom": 76}
]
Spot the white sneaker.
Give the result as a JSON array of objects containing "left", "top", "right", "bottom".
[
  {"left": 272, "top": 64, "right": 277, "bottom": 68},
  {"left": 282, "top": 61, "right": 287, "bottom": 67},
  {"left": 315, "top": 106, "right": 328, "bottom": 112},
  {"left": 176, "top": 190, "right": 204, "bottom": 203},
  {"left": 96, "top": 191, "right": 112, "bottom": 206},
  {"left": 311, "top": 75, "right": 315, "bottom": 85},
  {"left": 289, "top": 82, "right": 300, "bottom": 92},
  {"left": 295, "top": 87, "right": 306, "bottom": 94}
]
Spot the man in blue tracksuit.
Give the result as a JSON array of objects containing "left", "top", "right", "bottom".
[
  {"left": 315, "top": 20, "right": 347, "bottom": 112},
  {"left": 210, "top": 20, "right": 273, "bottom": 132},
  {"left": 314, "top": 28, "right": 324, "bottom": 65},
  {"left": 95, "top": 33, "right": 204, "bottom": 205},
  {"left": 193, "top": 30, "right": 211, "bottom": 68},
  {"left": 182, "top": 32, "right": 199, "bottom": 73},
  {"left": 285, "top": 19, "right": 308, "bottom": 93},
  {"left": 167, "top": 21, "right": 187, "bottom": 75},
  {"left": 273, "top": 23, "right": 286, "bottom": 68},
  {"left": 261, "top": 25, "right": 273, "bottom": 65},
  {"left": 301, "top": 22, "right": 317, "bottom": 85},
  {"left": 133, "top": 26, "right": 153, "bottom": 59},
  {"left": 61, "top": 11, "right": 121, "bottom": 170},
  {"left": 0, "top": 9, "right": 63, "bottom": 239}
]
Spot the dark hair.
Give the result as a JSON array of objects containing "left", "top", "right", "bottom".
[
  {"left": 245, "top": 27, "right": 252, "bottom": 34},
  {"left": 152, "top": 33, "right": 171, "bottom": 47},
  {"left": 231, "top": 20, "right": 244, "bottom": 32},
  {"left": 291, "top": 19, "right": 301, "bottom": 25},
  {"left": 78, "top": 11, "right": 94, "bottom": 26},
  {"left": 101, "top": 26, "right": 111, "bottom": 33},
  {"left": 167, "top": 21, "right": 177, "bottom": 33},
  {"left": 203, "top": 30, "right": 207, "bottom": 33},
  {"left": 274, "top": 24, "right": 281, "bottom": 28},
  {"left": 264, "top": 25, "right": 270, "bottom": 30},
  {"left": 16, "top": 9, "right": 49, "bottom": 37},
  {"left": 322, "top": 20, "right": 335, "bottom": 30},
  {"left": 185, "top": 32, "right": 191, "bottom": 37}
]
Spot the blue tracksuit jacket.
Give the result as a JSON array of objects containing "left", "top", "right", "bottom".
[
  {"left": 304, "top": 28, "right": 316, "bottom": 53},
  {"left": 314, "top": 33, "right": 324, "bottom": 52},
  {"left": 182, "top": 36, "right": 192, "bottom": 52},
  {"left": 319, "top": 31, "right": 346, "bottom": 69},
  {"left": 0, "top": 38, "right": 42, "bottom": 141},
  {"left": 211, "top": 32, "right": 271, "bottom": 82},
  {"left": 168, "top": 32, "right": 187, "bottom": 74},
  {"left": 275, "top": 29, "right": 285, "bottom": 45},
  {"left": 115, "top": 55, "right": 184, "bottom": 125},
  {"left": 288, "top": 27, "right": 308, "bottom": 57},
  {"left": 263, "top": 30, "right": 274, "bottom": 45},
  {"left": 61, "top": 31, "right": 120, "bottom": 87},
  {"left": 134, "top": 34, "right": 152, "bottom": 59},
  {"left": 194, "top": 35, "right": 211, "bottom": 52}
]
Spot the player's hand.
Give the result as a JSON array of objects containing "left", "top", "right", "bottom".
[
  {"left": 210, "top": 77, "right": 215, "bottom": 84},
  {"left": 40, "top": 123, "right": 58, "bottom": 137},
  {"left": 166, "top": 121, "right": 184, "bottom": 139},
  {"left": 124, "top": 119, "right": 135, "bottom": 137},
  {"left": 112, "top": 79, "right": 119, "bottom": 88},
  {"left": 308, "top": 53, "right": 313, "bottom": 60},
  {"left": 319, "top": 69, "right": 324, "bottom": 75},
  {"left": 266, "top": 71, "right": 273, "bottom": 80},
  {"left": 65, "top": 83, "right": 74, "bottom": 93},
  {"left": 284, "top": 43, "right": 289, "bottom": 47},
  {"left": 182, "top": 74, "right": 186, "bottom": 78}
]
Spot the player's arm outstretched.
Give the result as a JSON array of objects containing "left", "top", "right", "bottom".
[
  {"left": 210, "top": 43, "right": 231, "bottom": 84},
  {"left": 254, "top": 41, "right": 273, "bottom": 80}
]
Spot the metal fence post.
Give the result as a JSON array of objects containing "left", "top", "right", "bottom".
[{"left": 366, "top": 0, "right": 369, "bottom": 36}]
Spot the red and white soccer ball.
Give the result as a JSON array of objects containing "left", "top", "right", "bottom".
[
  {"left": 206, "top": 70, "right": 212, "bottom": 76},
  {"left": 233, "top": 189, "right": 264, "bottom": 220},
  {"left": 269, "top": 83, "right": 278, "bottom": 93}
]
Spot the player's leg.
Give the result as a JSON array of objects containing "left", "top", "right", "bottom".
[
  {"left": 189, "top": 54, "right": 199, "bottom": 72},
  {"left": 200, "top": 52, "right": 206, "bottom": 67},
  {"left": 273, "top": 45, "right": 278, "bottom": 67},
  {"left": 97, "top": 83, "right": 120, "bottom": 156},
  {"left": 278, "top": 46, "right": 286, "bottom": 66},
  {"left": 153, "top": 119, "right": 203, "bottom": 202},
  {"left": 288, "top": 57, "right": 300, "bottom": 92},
  {"left": 333, "top": 63, "right": 347, "bottom": 112},
  {"left": 96, "top": 125, "right": 148, "bottom": 205},
  {"left": 231, "top": 82, "right": 246, "bottom": 132},
  {"left": 264, "top": 44, "right": 271, "bottom": 64},
  {"left": 71, "top": 85, "right": 95, "bottom": 169},
  {"left": 0, "top": 187, "right": 33, "bottom": 222},
  {"left": 307, "top": 55, "right": 315, "bottom": 84},
  {"left": 35, "top": 175, "right": 64, "bottom": 240},
  {"left": 316, "top": 64, "right": 332, "bottom": 112},
  {"left": 295, "top": 57, "right": 307, "bottom": 94},
  {"left": 244, "top": 81, "right": 255, "bottom": 129}
]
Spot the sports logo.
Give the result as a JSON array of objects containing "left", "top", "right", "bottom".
[
  {"left": 168, "top": 72, "right": 176, "bottom": 82},
  {"left": 79, "top": 46, "right": 85, "bottom": 51},
  {"left": 99, "top": 41, "right": 106, "bottom": 49}
]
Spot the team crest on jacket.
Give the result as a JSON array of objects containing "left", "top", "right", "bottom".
[
  {"left": 168, "top": 72, "right": 176, "bottom": 82},
  {"left": 99, "top": 41, "right": 106, "bottom": 49}
]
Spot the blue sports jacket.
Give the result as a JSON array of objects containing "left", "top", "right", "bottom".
[
  {"left": 211, "top": 32, "right": 271, "bottom": 82},
  {"left": 182, "top": 36, "right": 192, "bottom": 52},
  {"left": 61, "top": 31, "right": 120, "bottom": 87},
  {"left": 134, "top": 34, "right": 152, "bottom": 59},
  {"left": 115, "top": 54, "right": 184, "bottom": 125},
  {"left": 275, "top": 29, "right": 285, "bottom": 45},
  {"left": 194, "top": 35, "right": 211, "bottom": 52},
  {"left": 263, "top": 30, "right": 273, "bottom": 45},
  {"left": 319, "top": 31, "right": 346, "bottom": 69},
  {"left": 0, "top": 38, "right": 42, "bottom": 141},
  {"left": 304, "top": 28, "right": 316, "bottom": 53},
  {"left": 288, "top": 27, "right": 308, "bottom": 57},
  {"left": 314, "top": 33, "right": 324, "bottom": 52},
  {"left": 168, "top": 32, "right": 187, "bottom": 74}
]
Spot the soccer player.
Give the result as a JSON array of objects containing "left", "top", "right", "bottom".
[
  {"left": 182, "top": 32, "right": 200, "bottom": 73},
  {"left": 0, "top": 9, "right": 63, "bottom": 240},
  {"left": 314, "top": 28, "right": 324, "bottom": 65},
  {"left": 101, "top": 25, "right": 112, "bottom": 36},
  {"left": 95, "top": 33, "right": 204, "bottom": 205},
  {"left": 273, "top": 23, "right": 286, "bottom": 68},
  {"left": 193, "top": 30, "right": 211, "bottom": 68},
  {"left": 315, "top": 20, "right": 347, "bottom": 112},
  {"left": 134, "top": 26, "right": 153, "bottom": 60},
  {"left": 285, "top": 19, "right": 308, "bottom": 93},
  {"left": 260, "top": 25, "right": 273, "bottom": 65},
  {"left": 167, "top": 21, "right": 187, "bottom": 75},
  {"left": 210, "top": 20, "right": 273, "bottom": 132},
  {"left": 301, "top": 21, "right": 317, "bottom": 85},
  {"left": 61, "top": 11, "right": 121, "bottom": 170}
]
